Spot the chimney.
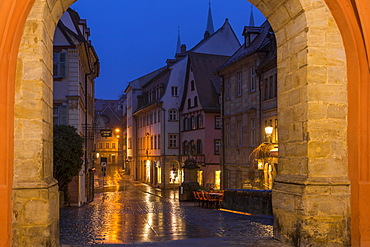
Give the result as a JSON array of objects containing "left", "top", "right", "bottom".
[
  {"left": 204, "top": 31, "right": 211, "bottom": 40},
  {"left": 181, "top": 44, "right": 186, "bottom": 54}
]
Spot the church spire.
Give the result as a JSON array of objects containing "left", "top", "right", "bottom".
[
  {"left": 176, "top": 26, "right": 181, "bottom": 54},
  {"left": 206, "top": 1, "right": 215, "bottom": 35},
  {"left": 249, "top": 5, "right": 255, "bottom": 26}
]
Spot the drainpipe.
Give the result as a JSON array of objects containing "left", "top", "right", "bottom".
[
  {"left": 84, "top": 41, "right": 98, "bottom": 203},
  {"left": 219, "top": 75, "right": 226, "bottom": 190}
]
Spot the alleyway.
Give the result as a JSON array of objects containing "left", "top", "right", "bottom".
[{"left": 60, "top": 163, "right": 289, "bottom": 246}]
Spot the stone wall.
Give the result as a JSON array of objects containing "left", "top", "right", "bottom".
[{"left": 222, "top": 189, "right": 273, "bottom": 216}]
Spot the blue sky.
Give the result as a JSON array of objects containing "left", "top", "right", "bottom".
[{"left": 71, "top": 0, "right": 266, "bottom": 99}]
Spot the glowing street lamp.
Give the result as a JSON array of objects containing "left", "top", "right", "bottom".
[{"left": 265, "top": 125, "right": 273, "bottom": 143}]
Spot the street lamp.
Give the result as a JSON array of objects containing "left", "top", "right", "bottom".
[{"left": 265, "top": 125, "right": 273, "bottom": 143}]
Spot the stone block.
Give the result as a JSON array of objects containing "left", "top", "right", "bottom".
[
  {"left": 308, "top": 141, "right": 331, "bottom": 158},
  {"left": 328, "top": 66, "right": 346, "bottom": 84},
  {"left": 307, "top": 47, "right": 346, "bottom": 67},
  {"left": 307, "top": 84, "right": 347, "bottom": 103},
  {"left": 284, "top": 0, "right": 303, "bottom": 19},
  {"left": 297, "top": 48, "right": 308, "bottom": 69},
  {"left": 308, "top": 27, "right": 327, "bottom": 47},
  {"left": 292, "top": 67, "right": 308, "bottom": 89},
  {"left": 285, "top": 13, "right": 306, "bottom": 42},
  {"left": 268, "top": 3, "right": 291, "bottom": 31},
  {"left": 327, "top": 104, "right": 346, "bottom": 119}
]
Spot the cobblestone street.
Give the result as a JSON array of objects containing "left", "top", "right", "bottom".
[{"left": 60, "top": 164, "right": 289, "bottom": 246}]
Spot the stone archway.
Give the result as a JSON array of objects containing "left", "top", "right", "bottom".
[
  {"left": 0, "top": 0, "right": 368, "bottom": 246},
  {"left": 249, "top": 0, "right": 350, "bottom": 245},
  {"left": 12, "top": 0, "right": 77, "bottom": 246}
]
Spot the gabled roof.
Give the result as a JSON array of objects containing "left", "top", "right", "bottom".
[
  {"left": 96, "top": 103, "right": 122, "bottom": 126},
  {"left": 124, "top": 66, "right": 168, "bottom": 93},
  {"left": 54, "top": 9, "right": 88, "bottom": 46},
  {"left": 218, "top": 20, "right": 272, "bottom": 70},
  {"left": 180, "top": 52, "right": 230, "bottom": 112},
  {"left": 190, "top": 18, "right": 241, "bottom": 56}
]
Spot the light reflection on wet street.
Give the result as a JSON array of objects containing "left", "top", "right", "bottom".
[{"left": 60, "top": 163, "right": 277, "bottom": 246}]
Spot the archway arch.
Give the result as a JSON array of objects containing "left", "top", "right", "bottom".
[{"left": 0, "top": 0, "right": 368, "bottom": 246}]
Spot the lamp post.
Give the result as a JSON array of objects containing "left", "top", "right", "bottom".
[
  {"left": 114, "top": 128, "right": 122, "bottom": 168},
  {"left": 263, "top": 124, "right": 274, "bottom": 189}
]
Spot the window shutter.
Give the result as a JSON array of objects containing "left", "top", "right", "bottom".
[
  {"left": 59, "top": 52, "right": 66, "bottom": 77},
  {"left": 53, "top": 53, "right": 59, "bottom": 76},
  {"left": 59, "top": 105, "right": 68, "bottom": 125}
]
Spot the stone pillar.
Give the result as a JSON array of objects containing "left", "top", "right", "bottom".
[
  {"left": 12, "top": 0, "right": 69, "bottom": 246},
  {"left": 266, "top": 0, "right": 351, "bottom": 245}
]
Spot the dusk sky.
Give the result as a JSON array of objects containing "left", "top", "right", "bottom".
[{"left": 71, "top": 0, "right": 266, "bottom": 99}]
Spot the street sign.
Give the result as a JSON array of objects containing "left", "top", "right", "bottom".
[
  {"left": 100, "top": 129, "right": 112, "bottom": 137},
  {"left": 101, "top": 167, "right": 106, "bottom": 172},
  {"left": 101, "top": 157, "right": 107, "bottom": 167}
]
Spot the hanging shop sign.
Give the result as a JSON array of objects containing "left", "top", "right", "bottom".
[{"left": 100, "top": 129, "right": 112, "bottom": 137}]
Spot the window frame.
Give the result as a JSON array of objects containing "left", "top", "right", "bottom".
[
  {"left": 168, "top": 133, "right": 178, "bottom": 148},
  {"left": 214, "top": 139, "right": 222, "bottom": 155}
]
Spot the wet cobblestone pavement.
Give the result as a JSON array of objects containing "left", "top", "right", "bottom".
[{"left": 60, "top": 164, "right": 290, "bottom": 246}]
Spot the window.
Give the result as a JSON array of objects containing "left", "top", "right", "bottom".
[
  {"left": 250, "top": 67, "right": 256, "bottom": 92},
  {"left": 153, "top": 112, "right": 157, "bottom": 123},
  {"left": 156, "top": 86, "right": 161, "bottom": 99},
  {"left": 112, "top": 143, "right": 116, "bottom": 149},
  {"left": 274, "top": 119, "right": 278, "bottom": 143},
  {"left": 274, "top": 74, "right": 278, "bottom": 97},
  {"left": 269, "top": 76, "right": 274, "bottom": 98},
  {"left": 226, "top": 78, "right": 231, "bottom": 100},
  {"left": 171, "top": 86, "right": 178, "bottom": 96},
  {"left": 187, "top": 118, "right": 192, "bottom": 130},
  {"left": 158, "top": 110, "right": 161, "bottom": 122},
  {"left": 191, "top": 80, "right": 195, "bottom": 91},
  {"left": 148, "top": 91, "right": 152, "bottom": 103},
  {"left": 53, "top": 105, "right": 68, "bottom": 125},
  {"left": 226, "top": 123, "right": 230, "bottom": 147},
  {"left": 53, "top": 52, "right": 67, "bottom": 78},
  {"left": 197, "top": 139, "right": 202, "bottom": 154},
  {"left": 169, "top": 109, "right": 178, "bottom": 121},
  {"left": 168, "top": 134, "right": 178, "bottom": 148},
  {"left": 237, "top": 121, "right": 242, "bottom": 147},
  {"left": 237, "top": 72, "right": 242, "bottom": 96},
  {"left": 194, "top": 96, "right": 198, "bottom": 106},
  {"left": 264, "top": 78, "right": 269, "bottom": 100},
  {"left": 214, "top": 139, "right": 222, "bottom": 155},
  {"left": 191, "top": 116, "right": 196, "bottom": 129},
  {"left": 188, "top": 98, "right": 191, "bottom": 108},
  {"left": 158, "top": 134, "right": 161, "bottom": 149},
  {"left": 99, "top": 143, "right": 103, "bottom": 149},
  {"left": 183, "top": 141, "right": 189, "bottom": 155},
  {"left": 154, "top": 135, "right": 157, "bottom": 149},
  {"left": 250, "top": 118, "right": 256, "bottom": 146},
  {"left": 197, "top": 114, "right": 203, "bottom": 128},
  {"left": 150, "top": 136, "right": 153, "bottom": 149},
  {"left": 189, "top": 140, "right": 196, "bottom": 154},
  {"left": 183, "top": 117, "right": 188, "bottom": 131},
  {"left": 128, "top": 137, "right": 132, "bottom": 149},
  {"left": 53, "top": 106, "right": 59, "bottom": 125},
  {"left": 106, "top": 143, "right": 110, "bottom": 149},
  {"left": 215, "top": 116, "right": 222, "bottom": 129}
]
